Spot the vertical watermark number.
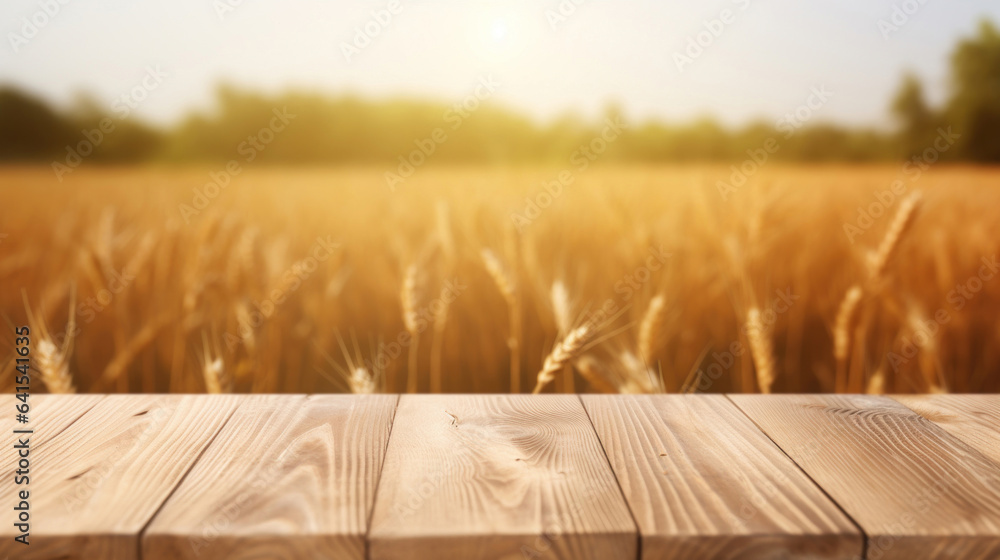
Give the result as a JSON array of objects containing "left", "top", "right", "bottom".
[{"left": 13, "top": 325, "right": 32, "bottom": 546}]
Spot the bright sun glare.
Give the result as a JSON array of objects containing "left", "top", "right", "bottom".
[{"left": 466, "top": 6, "right": 540, "bottom": 63}]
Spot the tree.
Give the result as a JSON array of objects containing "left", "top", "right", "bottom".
[
  {"left": 891, "top": 73, "right": 938, "bottom": 158},
  {"left": 948, "top": 20, "right": 1000, "bottom": 162},
  {"left": 0, "top": 87, "right": 75, "bottom": 160}
]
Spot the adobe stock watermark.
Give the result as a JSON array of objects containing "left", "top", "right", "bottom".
[
  {"left": 544, "top": 0, "right": 592, "bottom": 31},
  {"left": 717, "top": 86, "right": 834, "bottom": 201},
  {"left": 224, "top": 236, "right": 340, "bottom": 352},
  {"left": 561, "top": 245, "right": 672, "bottom": 342},
  {"left": 384, "top": 74, "right": 501, "bottom": 192},
  {"left": 384, "top": 466, "right": 448, "bottom": 528},
  {"left": 692, "top": 288, "right": 798, "bottom": 392},
  {"left": 7, "top": 0, "right": 73, "bottom": 53},
  {"left": 673, "top": 0, "right": 753, "bottom": 73},
  {"left": 362, "top": 278, "right": 468, "bottom": 371},
  {"left": 878, "top": 0, "right": 932, "bottom": 40},
  {"left": 842, "top": 127, "right": 958, "bottom": 243},
  {"left": 187, "top": 444, "right": 308, "bottom": 556},
  {"left": 340, "top": 0, "right": 404, "bottom": 64},
  {"left": 886, "top": 255, "right": 998, "bottom": 372},
  {"left": 857, "top": 476, "right": 965, "bottom": 560},
  {"left": 50, "top": 263, "right": 142, "bottom": 350},
  {"left": 52, "top": 65, "right": 169, "bottom": 182},
  {"left": 178, "top": 106, "right": 296, "bottom": 223},
  {"left": 212, "top": 0, "right": 252, "bottom": 21},
  {"left": 62, "top": 405, "right": 170, "bottom": 513},
  {"left": 509, "top": 116, "right": 627, "bottom": 231}
]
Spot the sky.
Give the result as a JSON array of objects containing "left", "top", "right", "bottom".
[{"left": 2, "top": 0, "right": 999, "bottom": 129}]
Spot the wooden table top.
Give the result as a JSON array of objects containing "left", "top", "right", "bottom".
[{"left": 2, "top": 394, "right": 998, "bottom": 560}]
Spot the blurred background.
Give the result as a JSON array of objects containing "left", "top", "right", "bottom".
[{"left": 1, "top": 1, "right": 999, "bottom": 395}]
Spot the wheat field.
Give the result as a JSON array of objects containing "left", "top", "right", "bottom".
[{"left": 2, "top": 164, "right": 999, "bottom": 395}]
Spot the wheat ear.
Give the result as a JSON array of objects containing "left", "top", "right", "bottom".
[
  {"left": 24, "top": 290, "right": 76, "bottom": 394},
  {"left": 550, "top": 280, "right": 572, "bottom": 334},
  {"left": 401, "top": 264, "right": 421, "bottom": 393},
  {"left": 201, "top": 332, "right": 231, "bottom": 393},
  {"left": 37, "top": 339, "right": 75, "bottom": 394},
  {"left": 638, "top": 294, "right": 667, "bottom": 366},
  {"left": 867, "top": 191, "right": 921, "bottom": 280},
  {"left": 482, "top": 248, "right": 521, "bottom": 392},
  {"left": 349, "top": 367, "right": 378, "bottom": 394},
  {"left": 202, "top": 357, "right": 229, "bottom": 394},
  {"left": 532, "top": 325, "right": 591, "bottom": 394},
  {"left": 833, "top": 285, "right": 863, "bottom": 366},
  {"left": 835, "top": 190, "right": 921, "bottom": 392},
  {"left": 745, "top": 308, "right": 776, "bottom": 393}
]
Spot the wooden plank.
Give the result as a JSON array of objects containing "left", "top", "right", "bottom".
[
  {"left": 0, "top": 394, "right": 105, "bottom": 448},
  {"left": 0, "top": 394, "right": 239, "bottom": 560},
  {"left": 731, "top": 394, "right": 1000, "bottom": 560},
  {"left": 368, "top": 395, "right": 637, "bottom": 560},
  {"left": 142, "top": 394, "right": 398, "bottom": 560},
  {"left": 893, "top": 395, "right": 1000, "bottom": 466},
  {"left": 582, "top": 394, "right": 862, "bottom": 559}
]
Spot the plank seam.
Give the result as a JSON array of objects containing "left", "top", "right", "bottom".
[
  {"left": 364, "top": 393, "right": 402, "bottom": 560},
  {"left": 576, "top": 395, "right": 642, "bottom": 560},
  {"left": 723, "top": 394, "right": 870, "bottom": 560},
  {"left": 134, "top": 397, "right": 242, "bottom": 560}
]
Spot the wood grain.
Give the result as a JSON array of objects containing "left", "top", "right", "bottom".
[
  {"left": 582, "top": 395, "right": 862, "bottom": 559},
  {"left": 731, "top": 394, "right": 1000, "bottom": 560},
  {"left": 142, "top": 394, "right": 398, "bottom": 560},
  {"left": 368, "top": 395, "right": 637, "bottom": 560},
  {"left": 0, "top": 394, "right": 239, "bottom": 560},
  {"left": 893, "top": 395, "right": 1000, "bottom": 466},
  {"left": 0, "top": 394, "right": 104, "bottom": 448}
]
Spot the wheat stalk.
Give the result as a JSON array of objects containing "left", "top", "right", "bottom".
[
  {"left": 482, "top": 248, "right": 521, "bottom": 392},
  {"left": 834, "top": 190, "right": 922, "bottom": 392},
  {"left": 866, "top": 368, "right": 887, "bottom": 395},
  {"left": 532, "top": 325, "right": 591, "bottom": 394},
  {"left": 745, "top": 308, "right": 776, "bottom": 393},
  {"left": 549, "top": 280, "right": 576, "bottom": 393},
  {"left": 574, "top": 355, "right": 619, "bottom": 393},
  {"left": 401, "top": 264, "right": 421, "bottom": 393},
  {"left": 638, "top": 294, "right": 667, "bottom": 366},
  {"left": 833, "top": 285, "right": 863, "bottom": 366},
  {"left": 550, "top": 280, "right": 572, "bottom": 335},
  {"left": 430, "top": 283, "right": 452, "bottom": 393},
  {"left": 481, "top": 248, "right": 516, "bottom": 303},
  {"left": 867, "top": 191, "right": 922, "bottom": 280}
]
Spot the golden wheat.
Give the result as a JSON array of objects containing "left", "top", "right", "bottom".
[
  {"left": 833, "top": 285, "right": 863, "bottom": 365},
  {"left": 36, "top": 338, "right": 76, "bottom": 394},
  {"left": 400, "top": 264, "right": 421, "bottom": 393},
  {"left": 482, "top": 248, "right": 521, "bottom": 392},
  {"left": 745, "top": 308, "right": 776, "bottom": 394},
  {"left": 638, "top": 294, "right": 667, "bottom": 366},
  {"left": 834, "top": 190, "right": 923, "bottom": 392},
  {"left": 5, "top": 166, "right": 998, "bottom": 395},
  {"left": 868, "top": 191, "right": 922, "bottom": 280},
  {"left": 532, "top": 325, "right": 591, "bottom": 394}
]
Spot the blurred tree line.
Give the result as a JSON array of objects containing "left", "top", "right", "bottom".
[{"left": 3, "top": 20, "right": 999, "bottom": 165}]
